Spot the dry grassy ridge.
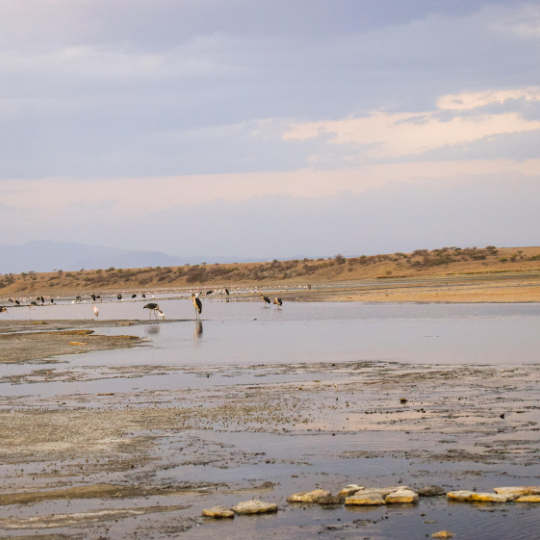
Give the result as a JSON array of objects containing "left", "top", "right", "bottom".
[{"left": 1, "top": 245, "right": 540, "bottom": 297}]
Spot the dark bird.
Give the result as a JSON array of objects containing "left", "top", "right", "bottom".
[
  {"left": 15, "top": 300, "right": 20, "bottom": 305},
  {"left": 50, "top": 299, "right": 54, "bottom": 304},
  {"left": 191, "top": 293, "right": 202, "bottom": 319},
  {"left": 142, "top": 293, "right": 146, "bottom": 299},
  {"left": 30, "top": 301, "right": 38, "bottom": 306},
  {"left": 40, "top": 296, "right": 45, "bottom": 304},
  {"left": 273, "top": 297, "right": 283, "bottom": 309},
  {"left": 91, "top": 294, "right": 96, "bottom": 302},
  {"left": 132, "top": 294, "right": 137, "bottom": 299},
  {"left": 500, "top": 413, "right": 505, "bottom": 419},
  {"left": 206, "top": 290, "right": 213, "bottom": 296},
  {"left": 117, "top": 294, "right": 122, "bottom": 301},
  {"left": 0, "top": 307, "right": 8, "bottom": 314},
  {"left": 259, "top": 293, "right": 271, "bottom": 308},
  {"left": 224, "top": 288, "right": 229, "bottom": 296},
  {"left": 8, "top": 298, "right": 13, "bottom": 303},
  {"left": 96, "top": 295, "right": 102, "bottom": 303},
  {"left": 143, "top": 303, "right": 161, "bottom": 319},
  {"left": 76, "top": 295, "right": 81, "bottom": 303}
]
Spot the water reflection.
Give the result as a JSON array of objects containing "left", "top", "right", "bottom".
[
  {"left": 146, "top": 325, "right": 160, "bottom": 335},
  {"left": 194, "top": 320, "right": 203, "bottom": 338}
]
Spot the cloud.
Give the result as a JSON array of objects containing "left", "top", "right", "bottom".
[
  {"left": 0, "top": 2, "right": 539, "bottom": 178},
  {"left": 437, "top": 88, "right": 540, "bottom": 110},
  {"left": 282, "top": 88, "right": 540, "bottom": 162}
]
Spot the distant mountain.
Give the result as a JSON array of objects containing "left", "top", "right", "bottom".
[{"left": 0, "top": 241, "right": 258, "bottom": 274}]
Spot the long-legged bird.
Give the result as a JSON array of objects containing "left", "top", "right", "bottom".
[
  {"left": 191, "top": 293, "right": 202, "bottom": 319},
  {"left": 143, "top": 303, "right": 161, "bottom": 319}
]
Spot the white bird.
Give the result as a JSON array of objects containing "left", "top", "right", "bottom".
[
  {"left": 156, "top": 309, "right": 165, "bottom": 320},
  {"left": 93, "top": 305, "right": 99, "bottom": 317}
]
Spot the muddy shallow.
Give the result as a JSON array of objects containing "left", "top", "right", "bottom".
[{"left": 0, "top": 301, "right": 539, "bottom": 539}]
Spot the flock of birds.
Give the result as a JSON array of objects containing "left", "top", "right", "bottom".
[{"left": 0, "top": 286, "right": 288, "bottom": 320}]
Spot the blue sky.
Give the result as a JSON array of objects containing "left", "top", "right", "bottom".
[{"left": 0, "top": 0, "right": 539, "bottom": 257}]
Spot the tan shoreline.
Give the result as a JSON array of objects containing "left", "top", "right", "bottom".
[{"left": 2, "top": 245, "right": 540, "bottom": 304}]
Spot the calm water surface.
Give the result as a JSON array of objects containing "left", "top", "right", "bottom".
[{"left": 4, "top": 299, "right": 540, "bottom": 367}]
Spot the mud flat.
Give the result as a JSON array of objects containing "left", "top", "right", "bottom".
[
  {"left": 0, "top": 319, "right": 189, "bottom": 364},
  {"left": 0, "top": 318, "right": 539, "bottom": 540}
]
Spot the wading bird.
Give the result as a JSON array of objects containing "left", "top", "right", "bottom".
[
  {"left": 76, "top": 296, "right": 81, "bottom": 303},
  {"left": 91, "top": 294, "right": 96, "bottom": 302},
  {"left": 15, "top": 300, "right": 20, "bottom": 305},
  {"left": 143, "top": 302, "right": 161, "bottom": 319},
  {"left": 191, "top": 293, "right": 202, "bottom": 319},
  {"left": 93, "top": 305, "right": 99, "bottom": 318},
  {"left": 259, "top": 293, "right": 271, "bottom": 308},
  {"left": 8, "top": 298, "right": 13, "bottom": 303},
  {"left": 30, "top": 301, "right": 38, "bottom": 306},
  {"left": 224, "top": 288, "right": 229, "bottom": 296},
  {"left": 50, "top": 299, "right": 55, "bottom": 304},
  {"left": 273, "top": 298, "right": 282, "bottom": 309},
  {"left": 0, "top": 307, "right": 8, "bottom": 314},
  {"left": 142, "top": 293, "right": 146, "bottom": 299},
  {"left": 131, "top": 294, "right": 137, "bottom": 300},
  {"left": 117, "top": 294, "right": 122, "bottom": 301}
]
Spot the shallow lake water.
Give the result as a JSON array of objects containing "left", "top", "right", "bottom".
[
  {"left": 1, "top": 300, "right": 540, "bottom": 540},
  {"left": 4, "top": 299, "right": 540, "bottom": 367}
]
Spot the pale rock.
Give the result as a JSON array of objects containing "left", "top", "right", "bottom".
[
  {"left": 447, "top": 490, "right": 474, "bottom": 501},
  {"left": 232, "top": 499, "right": 278, "bottom": 514},
  {"left": 516, "top": 495, "right": 540, "bottom": 503},
  {"left": 202, "top": 506, "right": 234, "bottom": 518},
  {"left": 338, "top": 484, "right": 364, "bottom": 497},
  {"left": 469, "top": 492, "right": 518, "bottom": 503},
  {"left": 385, "top": 489, "right": 419, "bottom": 504},
  {"left": 345, "top": 492, "right": 386, "bottom": 506},
  {"left": 287, "top": 489, "right": 331, "bottom": 503},
  {"left": 494, "top": 486, "right": 540, "bottom": 496},
  {"left": 356, "top": 486, "right": 409, "bottom": 497},
  {"left": 431, "top": 531, "right": 454, "bottom": 539}
]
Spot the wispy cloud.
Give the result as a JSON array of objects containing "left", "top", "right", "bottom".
[{"left": 282, "top": 88, "right": 540, "bottom": 162}]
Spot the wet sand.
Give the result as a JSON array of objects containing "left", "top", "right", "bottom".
[{"left": 0, "top": 315, "right": 539, "bottom": 539}]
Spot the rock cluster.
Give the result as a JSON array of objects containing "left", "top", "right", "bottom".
[
  {"left": 203, "top": 484, "right": 540, "bottom": 523},
  {"left": 203, "top": 499, "right": 278, "bottom": 518},
  {"left": 345, "top": 486, "right": 419, "bottom": 506},
  {"left": 447, "top": 487, "right": 540, "bottom": 503}
]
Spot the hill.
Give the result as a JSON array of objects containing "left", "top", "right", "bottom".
[
  {"left": 1, "top": 244, "right": 540, "bottom": 298},
  {"left": 0, "top": 241, "right": 257, "bottom": 274}
]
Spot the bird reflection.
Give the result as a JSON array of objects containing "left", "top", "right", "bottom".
[
  {"left": 146, "top": 325, "right": 160, "bottom": 335},
  {"left": 194, "top": 320, "right": 203, "bottom": 338}
]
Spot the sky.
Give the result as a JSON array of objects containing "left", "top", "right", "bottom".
[{"left": 0, "top": 0, "right": 539, "bottom": 258}]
